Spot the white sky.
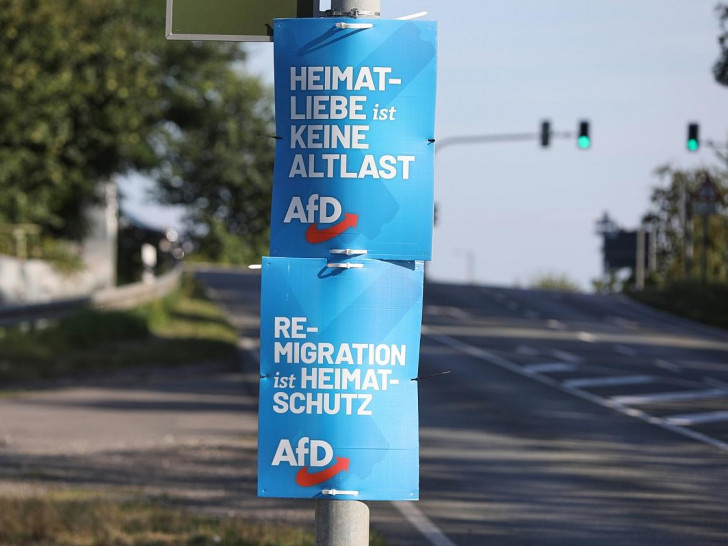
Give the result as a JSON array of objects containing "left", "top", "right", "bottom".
[{"left": 123, "top": 0, "right": 726, "bottom": 289}]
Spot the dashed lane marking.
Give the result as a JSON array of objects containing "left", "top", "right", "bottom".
[
  {"left": 655, "top": 359, "right": 682, "bottom": 372},
  {"left": 564, "top": 375, "right": 654, "bottom": 389},
  {"left": 663, "top": 411, "right": 728, "bottom": 427},
  {"left": 546, "top": 319, "right": 566, "bottom": 330},
  {"left": 424, "top": 329, "right": 728, "bottom": 453},
  {"left": 392, "top": 501, "right": 458, "bottom": 546},
  {"left": 523, "top": 362, "right": 578, "bottom": 374},
  {"left": 611, "top": 388, "right": 728, "bottom": 406},
  {"left": 550, "top": 350, "right": 582, "bottom": 364}
]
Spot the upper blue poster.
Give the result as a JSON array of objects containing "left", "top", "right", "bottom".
[
  {"left": 258, "top": 257, "right": 423, "bottom": 501},
  {"left": 270, "top": 18, "right": 438, "bottom": 260}
]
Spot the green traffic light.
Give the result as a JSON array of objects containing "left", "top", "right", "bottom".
[
  {"left": 578, "top": 135, "right": 591, "bottom": 149},
  {"left": 687, "top": 139, "right": 699, "bottom": 151}
]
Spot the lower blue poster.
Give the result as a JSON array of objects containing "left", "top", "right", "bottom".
[{"left": 257, "top": 257, "right": 423, "bottom": 501}]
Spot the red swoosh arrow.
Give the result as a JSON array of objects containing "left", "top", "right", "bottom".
[
  {"left": 305, "top": 214, "right": 358, "bottom": 244},
  {"left": 295, "top": 457, "right": 350, "bottom": 487}
]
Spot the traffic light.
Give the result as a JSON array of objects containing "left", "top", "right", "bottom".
[
  {"left": 687, "top": 123, "right": 699, "bottom": 152},
  {"left": 577, "top": 120, "right": 591, "bottom": 149},
  {"left": 540, "top": 120, "right": 551, "bottom": 147}
]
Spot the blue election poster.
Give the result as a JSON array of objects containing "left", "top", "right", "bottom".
[
  {"left": 269, "top": 18, "right": 438, "bottom": 260},
  {"left": 257, "top": 257, "right": 424, "bottom": 500}
]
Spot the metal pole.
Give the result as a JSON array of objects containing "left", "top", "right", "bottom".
[
  {"left": 329, "top": 0, "right": 381, "bottom": 16},
  {"left": 683, "top": 184, "right": 694, "bottom": 281},
  {"left": 313, "top": 2, "right": 380, "bottom": 544},
  {"left": 635, "top": 227, "right": 645, "bottom": 291},
  {"left": 701, "top": 214, "right": 709, "bottom": 285},
  {"left": 648, "top": 228, "right": 657, "bottom": 273},
  {"left": 315, "top": 499, "right": 370, "bottom": 546}
]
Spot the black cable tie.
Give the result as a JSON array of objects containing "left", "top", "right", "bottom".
[
  {"left": 427, "top": 138, "right": 436, "bottom": 143},
  {"left": 412, "top": 371, "right": 451, "bottom": 382}
]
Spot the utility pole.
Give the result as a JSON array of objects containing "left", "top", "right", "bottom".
[
  {"left": 313, "top": 3, "right": 376, "bottom": 545},
  {"left": 635, "top": 227, "right": 645, "bottom": 291},
  {"left": 328, "top": 0, "right": 381, "bottom": 14}
]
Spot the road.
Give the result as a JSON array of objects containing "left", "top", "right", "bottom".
[{"left": 196, "top": 267, "right": 728, "bottom": 546}]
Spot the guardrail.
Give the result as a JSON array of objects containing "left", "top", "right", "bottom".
[{"left": 0, "top": 267, "right": 182, "bottom": 327}]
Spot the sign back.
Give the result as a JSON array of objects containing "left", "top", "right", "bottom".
[{"left": 166, "top": 0, "right": 313, "bottom": 42}]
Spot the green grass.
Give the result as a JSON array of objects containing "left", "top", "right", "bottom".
[
  {"left": 0, "top": 492, "right": 311, "bottom": 546},
  {"left": 631, "top": 281, "right": 728, "bottom": 330},
  {"left": 0, "top": 275, "right": 240, "bottom": 383},
  {"left": 0, "top": 492, "right": 392, "bottom": 546}
]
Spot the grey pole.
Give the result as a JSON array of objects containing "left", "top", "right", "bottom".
[
  {"left": 315, "top": 499, "right": 370, "bottom": 546},
  {"left": 313, "top": 1, "right": 381, "bottom": 544},
  {"left": 635, "top": 227, "right": 645, "bottom": 291},
  {"left": 329, "top": 0, "right": 381, "bottom": 16}
]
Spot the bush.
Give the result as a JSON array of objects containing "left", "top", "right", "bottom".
[{"left": 632, "top": 281, "right": 728, "bottom": 330}]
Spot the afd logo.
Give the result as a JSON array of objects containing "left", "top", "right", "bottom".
[
  {"left": 272, "top": 437, "right": 350, "bottom": 487},
  {"left": 283, "top": 194, "right": 358, "bottom": 244}
]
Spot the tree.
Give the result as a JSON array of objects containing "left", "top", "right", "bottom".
[
  {"left": 714, "top": 4, "right": 728, "bottom": 86},
  {"left": 0, "top": 0, "right": 273, "bottom": 260},
  {"left": 642, "top": 166, "right": 728, "bottom": 284},
  {"left": 153, "top": 62, "right": 275, "bottom": 263}
]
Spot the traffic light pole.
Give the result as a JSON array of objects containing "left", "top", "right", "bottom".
[
  {"left": 311, "top": 3, "right": 374, "bottom": 541},
  {"left": 435, "top": 128, "right": 583, "bottom": 155}
]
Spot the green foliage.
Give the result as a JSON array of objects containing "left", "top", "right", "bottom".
[
  {"left": 528, "top": 272, "right": 581, "bottom": 292},
  {"left": 0, "top": 0, "right": 273, "bottom": 258},
  {"left": 642, "top": 166, "right": 728, "bottom": 285},
  {"left": 0, "top": 493, "right": 318, "bottom": 546},
  {"left": 0, "top": 275, "right": 238, "bottom": 382},
  {"left": 632, "top": 281, "right": 728, "bottom": 330},
  {"left": 0, "top": 0, "right": 157, "bottom": 239},
  {"left": 714, "top": 4, "right": 728, "bottom": 86},
  {"left": 153, "top": 69, "right": 275, "bottom": 264},
  {"left": 0, "top": 492, "right": 393, "bottom": 545}
]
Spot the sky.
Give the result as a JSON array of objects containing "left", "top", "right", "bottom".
[{"left": 122, "top": 0, "right": 727, "bottom": 290}]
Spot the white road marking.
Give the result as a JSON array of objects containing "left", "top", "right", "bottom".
[
  {"left": 613, "top": 344, "right": 638, "bottom": 357},
  {"left": 392, "top": 501, "right": 457, "bottom": 546},
  {"left": 515, "top": 345, "right": 539, "bottom": 356},
  {"left": 577, "top": 331, "right": 596, "bottom": 342},
  {"left": 655, "top": 359, "right": 682, "bottom": 372},
  {"left": 425, "top": 330, "right": 728, "bottom": 452},
  {"left": 546, "top": 319, "right": 566, "bottom": 330},
  {"left": 608, "top": 317, "right": 639, "bottom": 330},
  {"left": 564, "top": 375, "right": 654, "bottom": 389},
  {"left": 523, "top": 362, "right": 578, "bottom": 374},
  {"left": 424, "top": 305, "right": 471, "bottom": 320},
  {"left": 611, "top": 388, "right": 728, "bottom": 406},
  {"left": 705, "top": 377, "right": 728, "bottom": 390},
  {"left": 550, "top": 350, "right": 582, "bottom": 364},
  {"left": 664, "top": 411, "right": 728, "bottom": 426}
]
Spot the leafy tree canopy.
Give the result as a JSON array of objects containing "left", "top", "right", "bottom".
[
  {"left": 0, "top": 0, "right": 273, "bottom": 259},
  {"left": 642, "top": 166, "right": 728, "bottom": 284},
  {"left": 715, "top": 4, "right": 728, "bottom": 86}
]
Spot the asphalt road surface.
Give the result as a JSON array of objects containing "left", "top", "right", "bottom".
[
  {"left": 196, "top": 267, "right": 728, "bottom": 546},
  {"left": 2, "top": 267, "right": 726, "bottom": 545}
]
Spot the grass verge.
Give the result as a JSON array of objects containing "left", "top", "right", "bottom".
[
  {"left": 0, "top": 492, "right": 391, "bottom": 546},
  {"left": 630, "top": 281, "right": 728, "bottom": 331},
  {"left": 0, "top": 275, "right": 240, "bottom": 383}
]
